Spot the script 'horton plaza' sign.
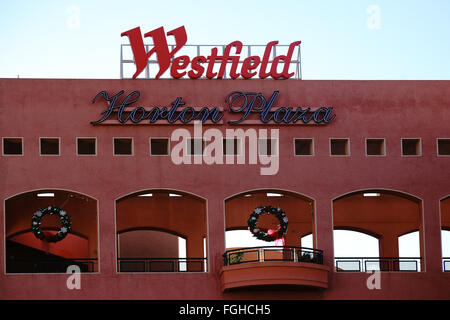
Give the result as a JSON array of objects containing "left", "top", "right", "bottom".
[{"left": 91, "top": 90, "right": 336, "bottom": 125}]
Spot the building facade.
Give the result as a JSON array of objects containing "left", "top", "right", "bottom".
[{"left": 1, "top": 78, "right": 449, "bottom": 299}]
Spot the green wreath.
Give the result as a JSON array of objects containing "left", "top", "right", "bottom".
[
  {"left": 247, "top": 205, "right": 288, "bottom": 242},
  {"left": 31, "top": 206, "right": 71, "bottom": 243}
]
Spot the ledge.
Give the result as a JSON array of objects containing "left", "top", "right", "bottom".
[{"left": 219, "top": 261, "right": 329, "bottom": 292}]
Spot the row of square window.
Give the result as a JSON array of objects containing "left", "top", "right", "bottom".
[{"left": 2, "top": 137, "right": 450, "bottom": 156}]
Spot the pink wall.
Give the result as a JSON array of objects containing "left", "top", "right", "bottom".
[{"left": 0, "top": 79, "right": 449, "bottom": 299}]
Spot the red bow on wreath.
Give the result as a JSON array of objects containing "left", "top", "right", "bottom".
[{"left": 268, "top": 229, "right": 285, "bottom": 246}]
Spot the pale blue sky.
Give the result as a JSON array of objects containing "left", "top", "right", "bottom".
[{"left": 1, "top": 0, "right": 450, "bottom": 79}]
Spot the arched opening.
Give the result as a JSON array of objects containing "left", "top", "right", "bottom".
[
  {"left": 115, "top": 190, "right": 207, "bottom": 272},
  {"left": 333, "top": 190, "right": 423, "bottom": 272},
  {"left": 398, "top": 230, "right": 422, "bottom": 271},
  {"left": 441, "top": 196, "right": 450, "bottom": 271},
  {"left": 225, "top": 230, "right": 268, "bottom": 249},
  {"left": 301, "top": 233, "right": 313, "bottom": 249},
  {"left": 334, "top": 230, "right": 380, "bottom": 256},
  {"left": 333, "top": 229, "right": 379, "bottom": 271},
  {"left": 118, "top": 229, "right": 189, "bottom": 272},
  {"left": 224, "top": 189, "right": 321, "bottom": 265},
  {"left": 5, "top": 189, "right": 98, "bottom": 273}
]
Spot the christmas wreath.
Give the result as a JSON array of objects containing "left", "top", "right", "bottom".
[
  {"left": 247, "top": 205, "right": 288, "bottom": 242},
  {"left": 31, "top": 206, "right": 71, "bottom": 242}
]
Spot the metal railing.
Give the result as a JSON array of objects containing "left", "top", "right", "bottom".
[
  {"left": 120, "top": 43, "right": 302, "bottom": 80},
  {"left": 6, "top": 258, "right": 98, "bottom": 273},
  {"left": 223, "top": 246, "right": 323, "bottom": 266},
  {"left": 334, "top": 257, "right": 422, "bottom": 272},
  {"left": 117, "top": 257, "right": 207, "bottom": 272},
  {"left": 443, "top": 258, "right": 450, "bottom": 272}
]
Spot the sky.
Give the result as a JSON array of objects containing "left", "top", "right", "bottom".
[
  {"left": 1, "top": 0, "right": 450, "bottom": 79},
  {"left": 1, "top": 1, "right": 449, "bottom": 263}
]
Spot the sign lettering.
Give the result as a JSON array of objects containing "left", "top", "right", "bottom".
[
  {"left": 91, "top": 90, "right": 335, "bottom": 125},
  {"left": 121, "top": 26, "right": 301, "bottom": 80}
]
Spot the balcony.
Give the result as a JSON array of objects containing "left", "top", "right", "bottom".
[{"left": 220, "top": 246, "right": 329, "bottom": 291}]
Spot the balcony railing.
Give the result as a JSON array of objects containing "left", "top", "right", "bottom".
[
  {"left": 443, "top": 258, "right": 450, "bottom": 272},
  {"left": 223, "top": 246, "right": 323, "bottom": 266},
  {"left": 117, "top": 257, "right": 207, "bottom": 272},
  {"left": 334, "top": 257, "right": 422, "bottom": 272},
  {"left": 6, "top": 258, "right": 98, "bottom": 273}
]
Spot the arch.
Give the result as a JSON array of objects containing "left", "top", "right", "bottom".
[
  {"left": 333, "top": 188, "right": 422, "bottom": 203},
  {"left": 115, "top": 189, "right": 207, "bottom": 237},
  {"left": 224, "top": 188, "right": 315, "bottom": 203},
  {"left": 398, "top": 228, "right": 420, "bottom": 238},
  {"left": 115, "top": 188, "right": 207, "bottom": 272},
  {"left": 6, "top": 228, "right": 89, "bottom": 240},
  {"left": 333, "top": 226, "right": 381, "bottom": 239},
  {"left": 116, "top": 188, "right": 207, "bottom": 203},
  {"left": 7, "top": 231, "right": 91, "bottom": 260},
  {"left": 4, "top": 187, "right": 98, "bottom": 202},
  {"left": 118, "top": 229, "right": 184, "bottom": 259},
  {"left": 332, "top": 188, "right": 423, "bottom": 270},
  {"left": 224, "top": 188, "right": 316, "bottom": 249},
  {"left": 117, "top": 226, "right": 187, "bottom": 239},
  {"left": 4, "top": 189, "right": 99, "bottom": 273},
  {"left": 4, "top": 188, "right": 98, "bottom": 238},
  {"left": 333, "top": 229, "right": 380, "bottom": 257}
]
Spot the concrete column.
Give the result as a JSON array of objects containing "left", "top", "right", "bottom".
[
  {"left": 97, "top": 196, "right": 116, "bottom": 275},
  {"left": 422, "top": 196, "right": 442, "bottom": 273},
  {"left": 315, "top": 195, "right": 334, "bottom": 268},
  {"left": 186, "top": 233, "right": 204, "bottom": 271},
  {"left": 186, "top": 234, "right": 204, "bottom": 258},
  {"left": 205, "top": 194, "right": 225, "bottom": 275},
  {"left": 378, "top": 231, "right": 399, "bottom": 271},
  {"left": 379, "top": 232, "right": 399, "bottom": 258}
]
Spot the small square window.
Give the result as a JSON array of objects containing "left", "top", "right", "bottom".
[
  {"left": 294, "top": 139, "right": 313, "bottom": 156},
  {"left": 437, "top": 138, "right": 450, "bottom": 156},
  {"left": 330, "top": 138, "right": 349, "bottom": 156},
  {"left": 187, "top": 138, "right": 204, "bottom": 155},
  {"left": 3, "top": 138, "right": 23, "bottom": 155},
  {"left": 40, "top": 138, "right": 60, "bottom": 155},
  {"left": 366, "top": 138, "right": 385, "bottom": 156},
  {"left": 77, "top": 138, "right": 96, "bottom": 155},
  {"left": 258, "top": 139, "right": 278, "bottom": 156},
  {"left": 223, "top": 138, "right": 240, "bottom": 155},
  {"left": 402, "top": 139, "right": 421, "bottom": 156},
  {"left": 150, "top": 138, "right": 169, "bottom": 156},
  {"left": 114, "top": 138, "right": 133, "bottom": 155}
]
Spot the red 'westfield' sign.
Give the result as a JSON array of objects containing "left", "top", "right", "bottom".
[{"left": 121, "top": 26, "right": 301, "bottom": 80}]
